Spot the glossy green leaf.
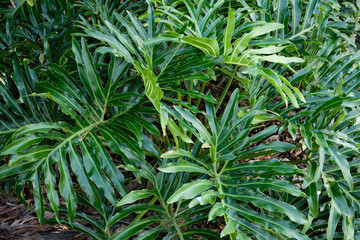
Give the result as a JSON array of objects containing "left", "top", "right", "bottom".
[
  {"left": 167, "top": 179, "right": 214, "bottom": 204},
  {"left": 209, "top": 202, "right": 226, "bottom": 221},
  {"left": 226, "top": 190, "right": 307, "bottom": 224},
  {"left": 159, "top": 159, "right": 210, "bottom": 175},
  {"left": 189, "top": 190, "right": 220, "bottom": 208},
  {"left": 226, "top": 206, "right": 310, "bottom": 240},
  {"left": 181, "top": 36, "right": 220, "bottom": 56},
  {"left": 117, "top": 189, "right": 155, "bottom": 207},
  {"left": 235, "top": 179, "right": 306, "bottom": 197},
  {"left": 223, "top": 8, "right": 235, "bottom": 56}
]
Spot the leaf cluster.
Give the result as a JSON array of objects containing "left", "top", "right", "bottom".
[{"left": 1, "top": 0, "right": 360, "bottom": 239}]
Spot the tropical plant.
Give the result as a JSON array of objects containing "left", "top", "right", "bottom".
[{"left": 1, "top": 0, "right": 360, "bottom": 239}]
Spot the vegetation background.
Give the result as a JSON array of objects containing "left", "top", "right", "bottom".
[{"left": 0, "top": 0, "right": 360, "bottom": 239}]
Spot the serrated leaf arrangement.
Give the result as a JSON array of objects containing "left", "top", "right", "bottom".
[{"left": 1, "top": 0, "right": 360, "bottom": 239}]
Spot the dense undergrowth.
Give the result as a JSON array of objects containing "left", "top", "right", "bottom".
[{"left": 1, "top": 0, "right": 360, "bottom": 239}]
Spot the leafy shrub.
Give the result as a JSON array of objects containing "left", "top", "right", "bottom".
[{"left": 1, "top": 0, "right": 359, "bottom": 239}]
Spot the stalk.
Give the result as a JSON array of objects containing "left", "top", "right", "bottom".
[
  {"left": 195, "top": 81, "right": 207, "bottom": 109},
  {"left": 215, "top": 76, "right": 233, "bottom": 113},
  {"left": 131, "top": 196, "right": 158, "bottom": 223}
]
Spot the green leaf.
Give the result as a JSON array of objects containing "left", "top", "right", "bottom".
[
  {"left": 57, "top": 149, "right": 77, "bottom": 223},
  {"left": 183, "top": 229, "right": 222, "bottom": 239},
  {"left": 117, "top": 190, "right": 155, "bottom": 207},
  {"left": 136, "top": 66, "right": 164, "bottom": 112},
  {"left": 158, "top": 159, "right": 210, "bottom": 175},
  {"left": 259, "top": 54, "right": 304, "bottom": 64},
  {"left": 161, "top": 149, "right": 198, "bottom": 160},
  {"left": 159, "top": 105, "right": 168, "bottom": 136},
  {"left": 223, "top": 8, "right": 235, "bottom": 56},
  {"left": 327, "top": 199, "right": 341, "bottom": 240},
  {"left": 226, "top": 190, "right": 307, "bottom": 225},
  {"left": 239, "top": 141, "right": 296, "bottom": 156},
  {"left": 288, "top": 121, "right": 297, "bottom": 141},
  {"left": 235, "top": 179, "right": 306, "bottom": 197},
  {"left": 145, "top": 34, "right": 180, "bottom": 45},
  {"left": 14, "top": 122, "right": 68, "bottom": 138},
  {"left": 0, "top": 135, "right": 43, "bottom": 155},
  {"left": 136, "top": 227, "right": 160, "bottom": 240},
  {"left": 328, "top": 183, "right": 350, "bottom": 217},
  {"left": 173, "top": 106, "right": 212, "bottom": 144},
  {"left": 8, "top": 145, "right": 52, "bottom": 167},
  {"left": 225, "top": 159, "right": 300, "bottom": 174},
  {"left": 259, "top": 68, "right": 289, "bottom": 107},
  {"left": 110, "top": 217, "right": 158, "bottom": 240},
  {"left": 327, "top": 144, "right": 353, "bottom": 190},
  {"left": 31, "top": 169, "right": 44, "bottom": 225},
  {"left": 167, "top": 118, "right": 193, "bottom": 144},
  {"left": 167, "top": 179, "right": 214, "bottom": 204},
  {"left": 227, "top": 215, "right": 277, "bottom": 240},
  {"left": 307, "top": 182, "right": 318, "bottom": 218},
  {"left": 209, "top": 202, "right": 226, "bottom": 221},
  {"left": 0, "top": 162, "right": 37, "bottom": 180},
  {"left": 189, "top": 190, "right": 220, "bottom": 208},
  {"left": 26, "top": 0, "right": 36, "bottom": 6},
  {"left": 80, "top": 142, "right": 117, "bottom": 205},
  {"left": 181, "top": 36, "right": 220, "bottom": 56},
  {"left": 68, "top": 143, "right": 102, "bottom": 211},
  {"left": 226, "top": 206, "right": 310, "bottom": 240},
  {"left": 219, "top": 88, "right": 239, "bottom": 131},
  {"left": 303, "top": 0, "right": 320, "bottom": 30},
  {"left": 44, "top": 161, "right": 59, "bottom": 221},
  {"left": 230, "top": 23, "right": 284, "bottom": 58},
  {"left": 84, "top": 31, "right": 134, "bottom": 62},
  {"left": 90, "top": 133, "right": 127, "bottom": 196},
  {"left": 221, "top": 219, "right": 237, "bottom": 237},
  {"left": 108, "top": 204, "right": 165, "bottom": 229}
]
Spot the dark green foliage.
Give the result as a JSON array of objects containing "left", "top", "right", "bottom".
[{"left": 1, "top": 0, "right": 359, "bottom": 239}]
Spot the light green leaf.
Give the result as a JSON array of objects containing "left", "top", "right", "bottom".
[
  {"left": 158, "top": 159, "right": 210, "bottom": 175},
  {"left": 189, "top": 190, "right": 220, "bottom": 208},
  {"left": 181, "top": 36, "right": 220, "bottom": 56},
  {"left": 167, "top": 118, "right": 193, "bottom": 144},
  {"left": 231, "top": 23, "right": 284, "bottom": 58},
  {"left": 161, "top": 149, "right": 197, "bottom": 160},
  {"left": 209, "top": 202, "right": 226, "bottom": 221},
  {"left": 26, "top": 0, "right": 36, "bottom": 6},
  {"left": 223, "top": 8, "right": 235, "bottom": 56},
  {"left": 167, "top": 179, "right": 214, "bottom": 204},
  {"left": 221, "top": 219, "right": 237, "bottom": 237},
  {"left": 117, "top": 190, "right": 155, "bottom": 207},
  {"left": 136, "top": 65, "right": 163, "bottom": 112},
  {"left": 259, "top": 54, "right": 304, "bottom": 64}
]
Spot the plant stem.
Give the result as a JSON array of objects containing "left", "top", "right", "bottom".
[
  {"left": 215, "top": 76, "right": 233, "bottom": 113},
  {"left": 165, "top": 134, "right": 170, "bottom": 146},
  {"left": 157, "top": 191, "right": 184, "bottom": 240},
  {"left": 132, "top": 196, "right": 158, "bottom": 223},
  {"left": 162, "top": 202, "right": 184, "bottom": 240},
  {"left": 173, "top": 220, "right": 184, "bottom": 240},
  {"left": 187, "top": 80, "right": 193, "bottom": 104},
  {"left": 174, "top": 200, "right": 182, "bottom": 217},
  {"left": 195, "top": 81, "right": 207, "bottom": 109}
]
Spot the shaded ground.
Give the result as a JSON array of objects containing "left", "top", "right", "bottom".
[{"left": 0, "top": 194, "right": 90, "bottom": 240}]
